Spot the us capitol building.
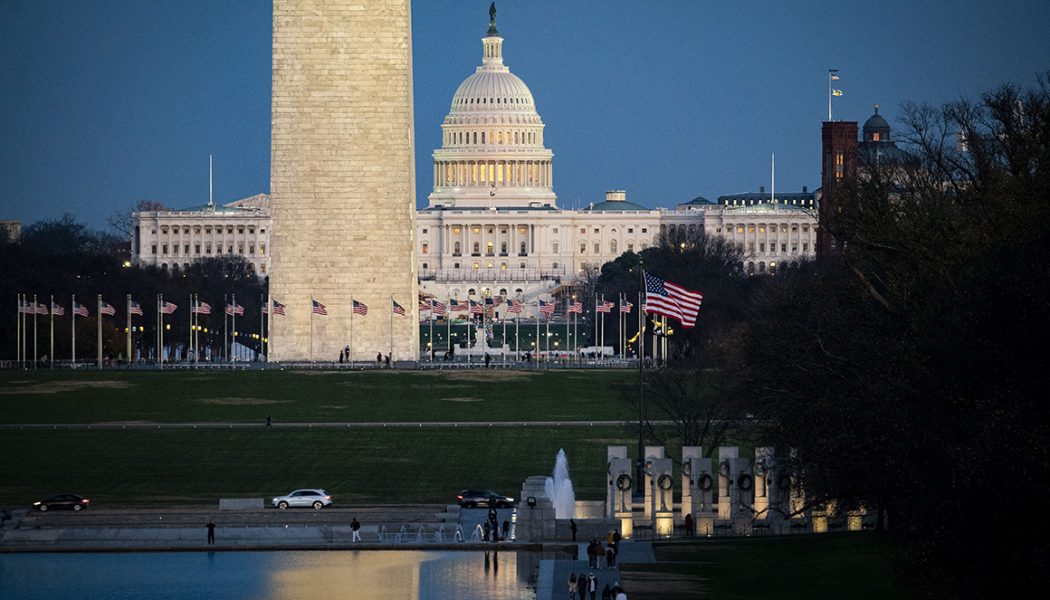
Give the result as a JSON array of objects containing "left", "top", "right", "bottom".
[{"left": 132, "top": 12, "right": 823, "bottom": 305}]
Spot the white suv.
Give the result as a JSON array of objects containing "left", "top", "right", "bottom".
[{"left": 272, "top": 489, "right": 332, "bottom": 509}]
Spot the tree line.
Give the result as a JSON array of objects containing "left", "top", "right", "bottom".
[{"left": 611, "top": 75, "right": 1049, "bottom": 595}]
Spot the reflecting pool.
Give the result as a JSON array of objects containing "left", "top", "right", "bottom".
[{"left": 0, "top": 550, "right": 543, "bottom": 599}]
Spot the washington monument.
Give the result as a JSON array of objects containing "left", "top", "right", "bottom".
[{"left": 268, "top": 0, "right": 419, "bottom": 362}]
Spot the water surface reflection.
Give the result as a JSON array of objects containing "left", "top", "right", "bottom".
[{"left": 0, "top": 550, "right": 541, "bottom": 600}]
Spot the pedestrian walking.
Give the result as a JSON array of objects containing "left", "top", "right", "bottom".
[
  {"left": 351, "top": 517, "right": 361, "bottom": 542},
  {"left": 684, "top": 512, "right": 694, "bottom": 537},
  {"left": 606, "top": 545, "right": 615, "bottom": 568},
  {"left": 570, "top": 518, "right": 577, "bottom": 541},
  {"left": 588, "top": 573, "right": 598, "bottom": 600},
  {"left": 206, "top": 520, "right": 215, "bottom": 545},
  {"left": 265, "top": 415, "right": 272, "bottom": 428},
  {"left": 601, "top": 583, "right": 613, "bottom": 600},
  {"left": 502, "top": 519, "right": 510, "bottom": 540},
  {"left": 568, "top": 573, "right": 578, "bottom": 600}
]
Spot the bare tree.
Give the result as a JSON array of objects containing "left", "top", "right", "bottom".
[{"left": 106, "top": 199, "right": 169, "bottom": 239}]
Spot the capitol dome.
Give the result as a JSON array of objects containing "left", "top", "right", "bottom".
[{"left": 428, "top": 8, "right": 556, "bottom": 210}]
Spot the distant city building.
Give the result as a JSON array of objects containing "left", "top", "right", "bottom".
[
  {"left": 131, "top": 194, "right": 270, "bottom": 275},
  {"left": 0, "top": 220, "right": 21, "bottom": 243}
]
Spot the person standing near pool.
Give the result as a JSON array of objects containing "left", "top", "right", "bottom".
[{"left": 206, "top": 520, "right": 215, "bottom": 545}]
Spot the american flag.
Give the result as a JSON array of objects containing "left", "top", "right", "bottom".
[
  {"left": 34, "top": 302, "right": 49, "bottom": 315},
  {"left": 270, "top": 300, "right": 286, "bottom": 316},
  {"left": 392, "top": 299, "right": 406, "bottom": 316},
  {"left": 620, "top": 298, "right": 634, "bottom": 313},
  {"left": 129, "top": 301, "right": 143, "bottom": 316},
  {"left": 643, "top": 272, "right": 704, "bottom": 328},
  {"left": 225, "top": 303, "right": 245, "bottom": 316},
  {"left": 469, "top": 300, "right": 483, "bottom": 314},
  {"left": 492, "top": 296, "right": 504, "bottom": 307},
  {"left": 312, "top": 299, "right": 328, "bottom": 316},
  {"left": 161, "top": 301, "right": 178, "bottom": 315},
  {"left": 538, "top": 299, "right": 555, "bottom": 319},
  {"left": 450, "top": 299, "right": 467, "bottom": 312},
  {"left": 596, "top": 301, "right": 615, "bottom": 313},
  {"left": 352, "top": 299, "right": 368, "bottom": 316},
  {"left": 193, "top": 301, "right": 212, "bottom": 315},
  {"left": 73, "top": 302, "right": 89, "bottom": 317},
  {"left": 418, "top": 299, "right": 430, "bottom": 312},
  {"left": 567, "top": 301, "right": 583, "bottom": 314},
  {"left": 99, "top": 301, "right": 116, "bottom": 316},
  {"left": 431, "top": 299, "right": 447, "bottom": 316},
  {"left": 507, "top": 299, "right": 523, "bottom": 314},
  {"left": 51, "top": 302, "right": 65, "bottom": 316}
]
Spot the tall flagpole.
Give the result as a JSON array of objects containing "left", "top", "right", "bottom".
[
  {"left": 231, "top": 293, "right": 237, "bottom": 363},
  {"left": 535, "top": 302, "right": 539, "bottom": 364},
  {"left": 126, "top": 294, "right": 132, "bottom": 367},
  {"left": 637, "top": 259, "right": 646, "bottom": 496},
  {"left": 189, "top": 293, "right": 194, "bottom": 365},
  {"left": 16, "top": 294, "right": 21, "bottom": 366},
  {"left": 349, "top": 294, "right": 354, "bottom": 368},
  {"left": 32, "top": 293, "right": 38, "bottom": 369},
  {"left": 501, "top": 304, "right": 507, "bottom": 367},
  {"left": 389, "top": 296, "right": 394, "bottom": 364},
  {"left": 446, "top": 296, "right": 451, "bottom": 362},
  {"left": 49, "top": 294, "right": 54, "bottom": 369},
  {"left": 260, "top": 293, "right": 264, "bottom": 363},
  {"left": 156, "top": 294, "right": 162, "bottom": 367},
  {"left": 429, "top": 299, "right": 435, "bottom": 362},
  {"left": 96, "top": 294, "right": 102, "bottom": 369},
  {"left": 514, "top": 309, "right": 519, "bottom": 361},
  {"left": 72, "top": 294, "right": 76, "bottom": 367},
  {"left": 309, "top": 298, "right": 314, "bottom": 363}
]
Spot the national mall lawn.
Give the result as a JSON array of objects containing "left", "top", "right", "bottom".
[{"left": 0, "top": 368, "right": 649, "bottom": 506}]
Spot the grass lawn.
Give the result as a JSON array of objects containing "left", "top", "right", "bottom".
[
  {"left": 620, "top": 533, "right": 903, "bottom": 600},
  {"left": 0, "top": 426, "right": 639, "bottom": 506},
  {"left": 0, "top": 369, "right": 635, "bottom": 424}
]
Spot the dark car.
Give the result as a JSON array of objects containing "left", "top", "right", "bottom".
[
  {"left": 457, "top": 489, "right": 515, "bottom": 508},
  {"left": 33, "top": 494, "right": 90, "bottom": 512}
]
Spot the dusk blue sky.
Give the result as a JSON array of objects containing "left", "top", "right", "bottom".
[{"left": 2, "top": 1, "right": 1048, "bottom": 229}]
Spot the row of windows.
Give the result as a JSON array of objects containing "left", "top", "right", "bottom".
[
  {"left": 445, "top": 129, "right": 539, "bottom": 146},
  {"left": 455, "top": 96, "right": 531, "bottom": 107},
  {"left": 722, "top": 224, "right": 812, "bottom": 234},
  {"left": 746, "top": 242, "right": 809, "bottom": 254},
  {"left": 156, "top": 262, "right": 267, "bottom": 274},
  {"left": 428, "top": 239, "right": 647, "bottom": 256},
  {"left": 151, "top": 243, "right": 265, "bottom": 256},
  {"left": 151, "top": 226, "right": 264, "bottom": 236}
]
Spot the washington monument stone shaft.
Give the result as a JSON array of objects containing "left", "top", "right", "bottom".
[{"left": 269, "top": 0, "right": 419, "bottom": 362}]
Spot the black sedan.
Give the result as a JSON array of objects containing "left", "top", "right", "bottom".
[
  {"left": 457, "top": 489, "right": 515, "bottom": 508},
  {"left": 33, "top": 494, "right": 91, "bottom": 512}
]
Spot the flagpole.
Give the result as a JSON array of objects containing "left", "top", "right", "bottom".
[
  {"left": 514, "top": 310, "right": 519, "bottom": 362},
  {"left": 446, "top": 297, "right": 451, "bottom": 362},
  {"left": 16, "top": 294, "right": 21, "bottom": 366},
  {"left": 96, "top": 294, "right": 102, "bottom": 369},
  {"left": 349, "top": 295, "right": 354, "bottom": 368},
  {"left": 389, "top": 296, "right": 394, "bottom": 364},
  {"left": 160, "top": 294, "right": 165, "bottom": 369},
  {"left": 72, "top": 294, "right": 76, "bottom": 368},
  {"left": 189, "top": 293, "right": 194, "bottom": 365},
  {"left": 49, "top": 294, "right": 54, "bottom": 369},
  {"left": 32, "top": 293, "right": 38, "bottom": 369},
  {"left": 637, "top": 261, "right": 646, "bottom": 496},
  {"left": 600, "top": 294, "right": 605, "bottom": 364},
  {"left": 501, "top": 304, "right": 507, "bottom": 367},
  {"left": 231, "top": 293, "right": 237, "bottom": 364},
  {"left": 828, "top": 70, "right": 832, "bottom": 121},
  {"left": 535, "top": 302, "right": 539, "bottom": 365},
  {"left": 429, "top": 300, "right": 435, "bottom": 363},
  {"left": 564, "top": 298, "right": 569, "bottom": 366},
  {"left": 259, "top": 293, "right": 264, "bottom": 363},
  {"left": 310, "top": 298, "right": 314, "bottom": 363},
  {"left": 126, "top": 294, "right": 132, "bottom": 367}
]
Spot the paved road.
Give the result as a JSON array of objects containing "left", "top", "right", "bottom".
[{"left": 0, "top": 420, "right": 674, "bottom": 430}]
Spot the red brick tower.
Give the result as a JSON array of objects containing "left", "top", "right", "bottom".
[{"left": 817, "top": 121, "right": 858, "bottom": 258}]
